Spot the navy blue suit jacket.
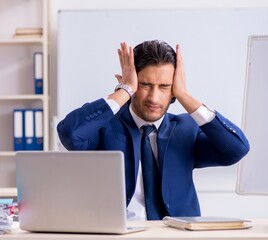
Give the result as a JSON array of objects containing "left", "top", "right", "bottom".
[{"left": 57, "top": 98, "right": 249, "bottom": 216}]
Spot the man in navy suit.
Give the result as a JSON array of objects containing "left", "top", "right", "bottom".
[{"left": 57, "top": 40, "right": 249, "bottom": 220}]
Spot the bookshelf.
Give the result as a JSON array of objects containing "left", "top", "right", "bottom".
[{"left": 0, "top": 0, "right": 49, "bottom": 197}]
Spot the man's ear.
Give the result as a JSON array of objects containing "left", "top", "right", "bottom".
[{"left": 170, "top": 96, "right": 176, "bottom": 104}]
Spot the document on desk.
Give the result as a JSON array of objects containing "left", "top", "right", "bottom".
[{"left": 163, "top": 216, "right": 252, "bottom": 231}]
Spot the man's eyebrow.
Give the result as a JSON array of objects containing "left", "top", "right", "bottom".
[
  {"left": 139, "top": 82, "right": 172, "bottom": 87},
  {"left": 160, "top": 83, "right": 172, "bottom": 86},
  {"left": 139, "top": 82, "right": 152, "bottom": 85}
]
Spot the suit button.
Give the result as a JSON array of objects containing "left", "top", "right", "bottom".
[
  {"left": 165, "top": 203, "right": 170, "bottom": 209},
  {"left": 90, "top": 114, "right": 94, "bottom": 118},
  {"left": 85, "top": 116, "right": 91, "bottom": 121},
  {"left": 97, "top": 110, "right": 103, "bottom": 114}
]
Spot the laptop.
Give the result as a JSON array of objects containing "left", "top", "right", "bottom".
[{"left": 15, "top": 151, "right": 145, "bottom": 234}]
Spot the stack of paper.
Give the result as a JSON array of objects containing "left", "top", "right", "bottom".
[
  {"left": 13, "top": 27, "right": 43, "bottom": 38},
  {"left": 0, "top": 199, "right": 18, "bottom": 234}
]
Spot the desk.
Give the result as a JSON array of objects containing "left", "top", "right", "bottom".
[{"left": 2, "top": 219, "right": 268, "bottom": 240}]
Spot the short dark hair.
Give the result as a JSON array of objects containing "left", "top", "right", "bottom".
[{"left": 133, "top": 40, "right": 176, "bottom": 73}]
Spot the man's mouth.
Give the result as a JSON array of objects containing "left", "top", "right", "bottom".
[{"left": 145, "top": 103, "right": 160, "bottom": 111}]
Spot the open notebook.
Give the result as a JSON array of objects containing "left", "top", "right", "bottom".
[{"left": 15, "top": 151, "right": 145, "bottom": 234}]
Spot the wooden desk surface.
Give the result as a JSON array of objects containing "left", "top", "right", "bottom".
[{"left": 2, "top": 219, "right": 268, "bottom": 240}]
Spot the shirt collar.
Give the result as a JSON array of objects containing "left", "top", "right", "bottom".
[{"left": 129, "top": 103, "right": 164, "bottom": 130}]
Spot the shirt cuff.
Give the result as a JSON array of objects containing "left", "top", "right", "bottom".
[
  {"left": 190, "top": 105, "right": 216, "bottom": 126},
  {"left": 103, "top": 97, "right": 120, "bottom": 114}
]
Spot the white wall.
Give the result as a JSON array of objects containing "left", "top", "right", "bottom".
[{"left": 48, "top": 0, "right": 268, "bottom": 218}]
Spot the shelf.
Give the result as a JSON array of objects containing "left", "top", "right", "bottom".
[
  {"left": 0, "top": 35, "right": 44, "bottom": 44},
  {"left": 0, "top": 95, "right": 46, "bottom": 101},
  {"left": 0, "top": 0, "right": 49, "bottom": 194}
]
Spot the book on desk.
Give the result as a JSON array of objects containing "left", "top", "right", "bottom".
[{"left": 163, "top": 216, "right": 252, "bottom": 231}]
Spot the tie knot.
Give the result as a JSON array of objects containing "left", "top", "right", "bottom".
[{"left": 141, "top": 125, "right": 155, "bottom": 137}]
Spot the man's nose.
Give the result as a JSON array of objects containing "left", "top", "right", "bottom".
[{"left": 148, "top": 88, "right": 159, "bottom": 102}]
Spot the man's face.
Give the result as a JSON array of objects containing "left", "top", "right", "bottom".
[{"left": 131, "top": 63, "right": 175, "bottom": 122}]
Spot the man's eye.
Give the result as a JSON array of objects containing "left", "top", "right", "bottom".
[
  {"left": 161, "top": 85, "right": 171, "bottom": 90},
  {"left": 140, "top": 83, "right": 150, "bottom": 88}
]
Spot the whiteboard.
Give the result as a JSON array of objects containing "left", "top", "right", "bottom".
[
  {"left": 57, "top": 9, "right": 268, "bottom": 124},
  {"left": 57, "top": 9, "right": 268, "bottom": 191},
  {"left": 236, "top": 36, "right": 268, "bottom": 195}
]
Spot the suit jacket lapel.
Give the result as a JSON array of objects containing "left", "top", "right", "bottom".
[
  {"left": 116, "top": 104, "right": 140, "bottom": 180},
  {"left": 157, "top": 114, "right": 176, "bottom": 173}
]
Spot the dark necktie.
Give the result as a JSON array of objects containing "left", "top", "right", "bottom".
[{"left": 140, "top": 125, "right": 165, "bottom": 220}]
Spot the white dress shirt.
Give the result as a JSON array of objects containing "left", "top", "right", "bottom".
[{"left": 104, "top": 97, "right": 215, "bottom": 220}]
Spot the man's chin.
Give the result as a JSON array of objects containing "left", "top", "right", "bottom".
[{"left": 142, "top": 113, "right": 163, "bottom": 122}]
